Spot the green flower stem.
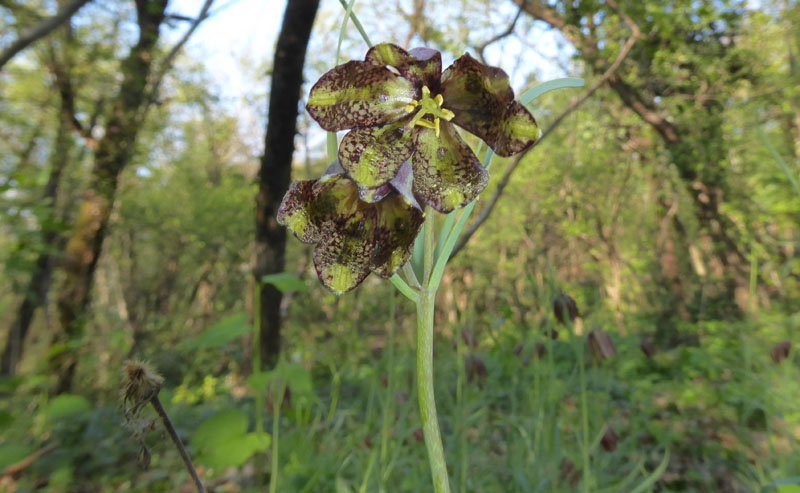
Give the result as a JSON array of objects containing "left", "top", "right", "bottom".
[
  {"left": 416, "top": 208, "right": 451, "bottom": 493},
  {"left": 269, "top": 382, "right": 285, "bottom": 493},
  {"left": 417, "top": 286, "right": 450, "bottom": 493}
]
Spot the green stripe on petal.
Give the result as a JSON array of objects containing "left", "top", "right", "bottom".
[
  {"left": 309, "top": 176, "right": 377, "bottom": 294},
  {"left": 441, "top": 53, "right": 539, "bottom": 157},
  {"left": 277, "top": 180, "right": 320, "bottom": 243},
  {"left": 339, "top": 119, "right": 415, "bottom": 188},
  {"left": 370, "top": 193, "right": 424, "bottom": 278},
  {"left": 307, "top": 61, "right": 417, "bottom": 132},
  {"left": 412, "top": 123, "right": 488, "bottom": 213}
]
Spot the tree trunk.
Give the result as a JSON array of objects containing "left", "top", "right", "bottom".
[
  {"left": 52, "top": 0, "right": 168, "bottom": 393},
  {"left": 1, "top": 13, "right": 77, "bottom": 376},
  {"left": 254, "top": 0, "right": 320, "bottom": 369}
]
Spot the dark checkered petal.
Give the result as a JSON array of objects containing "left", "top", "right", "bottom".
[
  {"left": 412, "top": 123, "right": 488, "bottom": 213},
  {"left": 277, "top": 180, "right": 320, "bottom": 243},
  {"left": 339, "top": 118, "right": 415, "bottom": 188},
  {"left": 441, "top": 53, "right": 539, "bottom": 157},
  {"left": 370, "top": 192, "right": 424, "bottom": 277},
  {"left": 307, "top": 60, "right": 416, "bottom": 132},
  {"left": 308, "top": 175, "right": 378, "bottom": 294},
  {"left": 365, "top": 43, "right": 442, "bottom": 90}
]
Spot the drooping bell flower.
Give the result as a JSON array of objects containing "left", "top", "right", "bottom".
[
  {"left": 306, "top": 43, "right": 539, "bottom": 213},
  {"left": 278, "top": 160, "right": 424, "bottom": 295}
]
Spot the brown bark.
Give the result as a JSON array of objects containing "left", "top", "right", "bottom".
[
  {"left": 52, "top": 0, "right": 168, "bottom": 393},
  {"left": 254, "top": 0, "right": 320, "bottom": 369}
]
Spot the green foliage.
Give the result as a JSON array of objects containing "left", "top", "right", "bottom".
[
  {"left": 183, "top": 312, "right": 252, "bottom": 350},
  {"left": 262, "top": 273, "right": 309, "bottom": 293},
  {"left": 193, "top": 408, "right": 270, "bottom": 470}
]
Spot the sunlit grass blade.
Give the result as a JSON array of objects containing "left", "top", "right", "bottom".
[
  {"left": 629, "top": 449, "right": 670, "bottom": 493},
  {"left": 756, "top": 122, "right": 800, "bottom": 198}
]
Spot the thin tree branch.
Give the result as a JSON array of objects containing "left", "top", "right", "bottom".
[
  {"left": 476, "top": 6, "right": 523, "bottom": 63},
  {"left": 450, "top": 13, "right": 641, "bottom": 259},
  {"left": 0, "top": 0, "right": 92, "bottom": 70},
  {"left": 138, "top": 0, "right": 215, "bottom": 120}
]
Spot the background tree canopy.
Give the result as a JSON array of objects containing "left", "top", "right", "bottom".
[{"left": 0, "top": 0, "right": 798, "bottom": 491}]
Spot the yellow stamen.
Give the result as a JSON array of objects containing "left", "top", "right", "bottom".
[{"left": 404, "top": 85, "right": 455, "bottom": 138}]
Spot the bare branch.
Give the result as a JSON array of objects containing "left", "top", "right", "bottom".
[
  {"left": 138, "top": 0, "right": 215, "bottom": 120},
  {"left": 450, "top": 10, "right": 642, "bottom": 258},
  {"left": 0, "top": 0, "right": 92, "bottom": 70},
  {"left": 476, "top": 6, "right": 523, "bottom": 63}
]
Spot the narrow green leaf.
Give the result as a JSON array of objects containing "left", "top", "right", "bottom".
[
  {"left": 184, "top": 312, "right": 251, "bottom": 349},
  {"left": 337, "top": 0, "right": 372, "bottom": 47},
  {"left": 389, "top": 273, "right": 418, "bottom": 302},
  {"left": 327, "top": 132, "right": 339, "bottom": 163},
  {"left": 520, "top": 77, "right": 585, "bottom": 106},
  {"left": 629, "top": 449, "right": 670, "bottom": 493},
  {"left": 261, "top": 272, "right": 308, "bottom": 293}
]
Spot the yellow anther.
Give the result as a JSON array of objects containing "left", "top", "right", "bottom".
[
  {"left": 415, "top": 119, "right": 436, "bottom": 129},
  {"left": 404, "top": 86, "right": 454, "bottom": 137}
]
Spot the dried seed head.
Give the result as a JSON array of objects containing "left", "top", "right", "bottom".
[
  {"left": 121, "top": 360, "right": 164, "bottom": 419},
  {"left": 553, "top": 293, "right": 579, "bottom": 325},
  {"left": 771, "top": 341, "right": 791, "bottom": 364},
  {"left": 588, "top": 328, "right": 617, "bottom": 360}
]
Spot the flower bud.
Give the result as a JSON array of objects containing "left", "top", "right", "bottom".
[
  {"left": 600, "top": 426, "right": 618, "bottom": 452},
  {"left": 771, "top": 341, "right": 791, "bottom": 364},
  {"left": 588, "top": 328, "right": 617, "bottom": 360},
  {"left": 553, "top": 293, "right": 579, "bottom": 325},
  {"left": 640, "top": 338, "right": 657, "bottom": 359}
]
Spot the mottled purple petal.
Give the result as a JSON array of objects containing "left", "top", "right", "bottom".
[
  {"left": 307, "top": 61, "right": 416, "bottom": 131},
  {"left": 441, "top": 53, "right": 539, "bottom": 156},
  {"left": 388, "top": 161, "right": 421, "bottom": 210},
  {"left": 339, "top": 118, "right": 415, "bottom": 188},
  {"left": 358, "top": 184, "right": 391, "bottom": 203},
  {"left": 412, "top": 123, "right": 488, "bottom": 213},
  {"left": 370, "top": 193, "right": 424, "bottom": 277},
  {"left": 309, "top": 175, "right": 377, "bottom": 294},
  {"left": 366, "top": 43, "right": 442, "bottom": 89},
  {"left": 277, "top": 180, "right": 320, "bottom": 243}
]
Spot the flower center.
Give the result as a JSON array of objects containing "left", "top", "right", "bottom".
[{"left": 404, "top": 86, "right": 455, "bottom": 138}]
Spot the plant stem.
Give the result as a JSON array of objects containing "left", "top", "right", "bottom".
[
  {"left": 150, "top": 396, "right": 206, "bottom": 493},
  {"left": 416, "top": 207, "right": 451, "bottom": 493},
  {"left": 577, "top": 338, "right": 590, "bottom": 493},
  {"left": 270, "top": 383, "right": 285, "bottom": 493},
  {"left": 379, "top": 292, "right": 396, "bottom": 491},
  {"left": 254, "top": 280, "right": 266, "bottom": 483}
]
